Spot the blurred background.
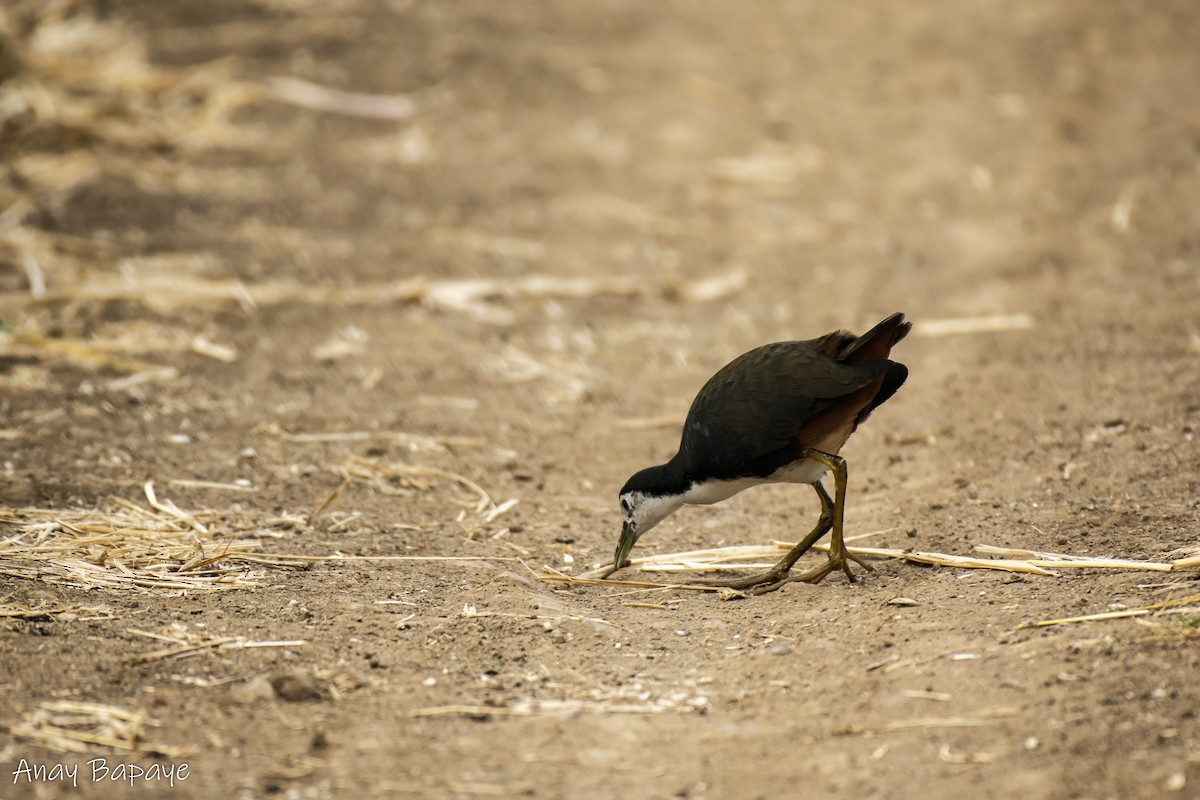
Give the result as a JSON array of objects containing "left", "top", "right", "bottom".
[{"left": 1, "top": 1, "right": 1198, "bottom": 798}]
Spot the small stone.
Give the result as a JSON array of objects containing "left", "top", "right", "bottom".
[
  {"left": 231, "top": 675, "right": 276, "bottom": 705},
  {"left": 270, "top": 670, "right": 324, "bottom": 702}
]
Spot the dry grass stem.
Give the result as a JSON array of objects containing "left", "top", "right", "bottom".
[
  {"left": 0, "top": 601, "right": 112, "bottom": 620},
  {"left": 460, "top": 608, "right": 625, "bottom": 632},
  {"left": 124, "top": 635, "right": 307, "bottom": 665},
  {"left": 915, "top": 314, "right": 1035, "bottom": 337},
  {"left": 614, "top": 415, "right": 685, "bottom": 430},
  {"left": 5, "top": 271, "right": 747, "bottom": 325},
  {"left": 413, "top": 696, "right": 706, "bottom": 718},
  {"left": 1134, "top": 617, "right": 1200, "bottom": 645},
  {"left": 938, "top": 744, "right": 997, "bottom": 765},
  {"left": 576, "top": 538, "right": 1195, "bottom": 584},
  {"left": 663, "top": 269, "right": 749, "bottom": 302},
  {"left": 167, "top": 479, "right": 256, "bottom": 492},
  {"left": 280, "top": 430, "right": 484, "bottom": 452},
  {"left": 4, "top": 701, "right": 187, "bottom": 756},
  {"left": 1171, "top": 554, "right": 1200, "bottom": 570},
  {"left": 339, "top": 458, "right": 516, "bottom": 521},
  {"left": 1029, "top": 609, "right": 1151, "bottom": 627},
  {"left": 312, "top": 478, "right": 352, "bottom": 521},
  {"left": 835, "top": 707, "right": 1020, "bottom": 737},
  {"left": 0, "top": 496, "right": 264, "bottom": 591},
  {"left": 807, "top": 542, "right": 1058, "bottom": 575},
  {"left": 143, "top": 481, "right": 208, "bottom": 535},
  {"left": 0, "top": 333, "right": 178, "bottom": 385},
  {"left": 574, "top": 541, "right": 1059, "bottom": 580},
  {"left": 189, "top": 335, "right": 239, "bottom": 362},
  {"left": 254, "top": 76, "right": 417, "bottom": 120},
  {"left": 231, "top": 554, "right": 517, "bottom": 566},
  {"left": 974, "top": 545, "right": 1174, "bottom": 571},
  {"left": 1029, "top": 591, "right": 1200, "bottom": 629}
]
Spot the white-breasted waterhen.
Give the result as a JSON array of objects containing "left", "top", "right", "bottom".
[{"left": 604, "top": 312, "right": 910, "bottom": 595}]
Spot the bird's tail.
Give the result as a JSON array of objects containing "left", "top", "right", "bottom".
[{"left": 837, "top": 312, "right": 911, "bottom": 365}]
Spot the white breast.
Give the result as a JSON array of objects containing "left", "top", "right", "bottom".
[
  {"left": 767, "top": 457, "right": 830, "bottom": 486},
  {"left": 679, "top": 458, "right": 829, "bottom": 507}
]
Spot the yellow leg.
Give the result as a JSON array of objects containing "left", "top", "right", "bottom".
[
  {"left": 703, "top": 482, "right": 834, "bottom": 591},
  {"left": 706, "top": 449, "right": 873, "bottom": 595},
  {"left": 765, "top": 450, "right": 873, "bottom": 591}
]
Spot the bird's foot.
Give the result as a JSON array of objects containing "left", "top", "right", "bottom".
[
  {"left": 828, "top": 547, "right": 875, "bottom": 581},
  {"left": 719, "top": 549, "right": 874, "bottom": 596},
  {"left": 699, "top": 569, "right": 790, "bottom": 592}
]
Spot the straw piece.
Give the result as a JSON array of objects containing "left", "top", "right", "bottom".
[
  {"left": 460, "top": 608, "right": 625, "bottom": 632},
  {"left": 143, "top": 482, "right": 207, "bottom": 535},
  {"left": 0, "top": 602, "right": 111, "bottom": 620},
  {"left": 4, "top": 700, "right": 187, "bottom": 756},
  {"left": 915, "top": 315, "right": 1035, "bottom": 337},
  {"left": 339, "top": 458, "right": 511, "bottom": 520},
  {"left": 312, "top": 478, "right": 351, "bottom": 521},
  {"left": 254, "top": 76, "right": 417, "bottom": 121},
  {"left": 483, "top": 498, "right": 519, "bottom": 524},
  {"left": 667, "top": 269, "right": 749, "bottom": 303},
  {"left": 124, "top": 635, "right": 306, "bottom": 665},
  {"left": 280, "top": 430, "right": 484, "bottom": 451},
  {"left": 1172, "top": 554, "right": 1200, "bottom": 570},
  {"left": 1027, "top": 591, "right": 1200, "bottom": 629},
  {"left": 167, "top": 479, "right": 255, "bottom": 492},
  {"left": 834, "top": 707, "right": 1020, "bottom": 737},
  {"left": 573, "top": 541, "right": 1059, "bottom": 581},
  {"left": 0, "top": 503, "right": 263, "bottom": 591},
  {"left": 614, "top": 415, "right": 684, "bottom": 430},
  {"left": 6, "top": 271, "right": 747, "bottom": 324},
  {"left": 413, "top": 696, "right": 705, "bottom": 718},
  {"left": 974, "top": 544, "right": 1173, "bottom": 572},
  {"left": 1027, "top": 609, "right": 1151, "bottom": 628},
  {"left": 0, "top": 333, "right": 178, "bottom": 383},
  {"left": 189, "top": 335, "right": 239, "bottom": 362},
  {"left": 230, "top": 554, "right": 516, "bottom": 566}
]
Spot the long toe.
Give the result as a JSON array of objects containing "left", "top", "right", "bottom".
[
  {"left": 846, "top": 551, "right": 874, "bottom": 574},
  {"left": 830, "top": 550, "right": 874, "bottom": 581},
  {"left": 700, "top": 551, "right": 873, "bottom": 594},
  {"left": 701, "top": 569, "right": 789, "bottom": 591},
  {"left": 744, "top": 560, "right": 839, "bottom": 595}
]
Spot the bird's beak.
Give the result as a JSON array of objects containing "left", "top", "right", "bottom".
[{"left": 603, "top": 519, "right": 637, "bottom": 579}]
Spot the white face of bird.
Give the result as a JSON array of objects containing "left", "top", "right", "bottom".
[
  {"left": 621, "top": 491, "right": 680, "bottom": 537},
  {"left": 612, "top": 490, "right": 684, "bottom": 571}
]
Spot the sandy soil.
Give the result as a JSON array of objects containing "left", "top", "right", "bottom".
[{"left": 2, "top": 1, "right": 1199, "bottom": 798}]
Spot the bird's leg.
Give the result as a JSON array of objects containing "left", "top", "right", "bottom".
[
  {"left": 770, "top": 449, "right": 874, "bottom": 589},
  {"left": 700, "top": 482, "right": 834, "bottom": 591}
]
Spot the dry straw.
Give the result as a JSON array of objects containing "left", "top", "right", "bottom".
[
  {"left": 4, "top": 700, "right": 187, "bottom": 756},
  {"left": 558, "top": 537, "right": 1200, "bottom": 591},
  {"left": 122, "top": 626, "right": 306, "bottom": 665},
  {"left": 0, "top": 482, "right": 263, "bottom": 591},
  {"left": 1028, "top": 591, "right": 1200, "bottom": 629}
]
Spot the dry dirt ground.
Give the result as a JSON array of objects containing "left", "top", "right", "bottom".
[{"left": 2, "top": 1, "right": 1200, "bottom": 798}]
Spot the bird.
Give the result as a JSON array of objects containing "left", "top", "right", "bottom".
[{"left": 603, "top": 312, "right": 911, "bottom": 594}]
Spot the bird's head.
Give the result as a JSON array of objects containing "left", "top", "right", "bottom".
[{"left": 609, "top": 467, "right": 684, "bottom": 576}]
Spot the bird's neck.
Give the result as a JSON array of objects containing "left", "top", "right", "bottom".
[
  {"left": 644, "top": 455, "right": 693, "bottom": 498},
  {"left": 654, "top": 453, "right": 765, "bottom": 507}
]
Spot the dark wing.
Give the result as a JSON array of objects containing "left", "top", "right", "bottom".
[{"left": 676, "top": 340, "right": 881, "bottom": 477}]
